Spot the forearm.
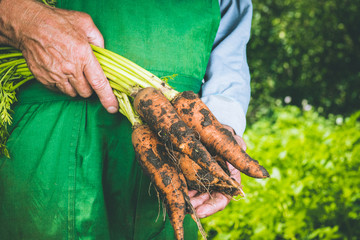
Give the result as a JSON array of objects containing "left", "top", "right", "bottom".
[
  {"left": 201, "top": 0, "right": 253, "bottom": 136},
  {"left": 0, "top": 0, "right": 43, "bottom": 48}
]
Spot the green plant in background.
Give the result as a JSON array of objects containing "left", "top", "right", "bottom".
[
  {"left": 247, "top": 0, "right": 360, "bottom": 124},
  {"left": 201, "top": 105, "right": 360, "bottom": 239}
]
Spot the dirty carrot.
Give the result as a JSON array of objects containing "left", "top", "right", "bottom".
[
  {"left": 132, "top": 124, "right": 190, "bottom": 240},
  {"left": 214, "top": 155, "right": 231, "bottom": 176},
  {"left": 170, "top": 151, "right": 243, "bottom": 196},
  {"left": 172, "top": 91, "right": 270, "bottom": 179},
  {"left": 116, "top": 92, "right": 206, "bottom": 240},
  {"left": 133, "top": 87, "right": 241, "bottom": 190}
]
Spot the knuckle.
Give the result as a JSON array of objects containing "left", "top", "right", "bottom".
[
  {"left": 90, "top": 78, "right": 107, "bottom": 91},
  {"left": 61, "top": 82, "right": 77, "bottom": 97},
  {"left": 67, "top": 91, "right": 78, "bottom": 98},
  {"left": 98, "top": 34, "right": 104, "bottom": 44},
  {"left": 78, "top": 12, "right": 93, "bottom": 23},
  {"left": 41, "top": 58, "right": 53, "bottom": 69},
  {"left": 79, "top": 88, "right": 93, "bottom": 98},
  {"left": 76, "top": 41, "right": 90, "bottom": 51},
  {"left": 43, "top": 81, "right": 54, "bottom": 88},
  {"left": 37, "top": 77, "right": 53, "bottom": 88},
  {"left": 76, "top": 44, "right": 93, "bottom": 62},
  {"left": 61, "top": 62, "right": 76, "bottom": 75},
  {"left": 54, "top": 82, "right": 65, "bottom": 92},
  {"left": 91, "top": 31, "right": 104, "bottom": 47},
  {"left": 67, "top": 76, "right": 92, "bottom": 98},
  {"left": 28, "top": 65, "right": 41, "bottom": 78}
]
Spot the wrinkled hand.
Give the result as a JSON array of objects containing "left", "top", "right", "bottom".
[
  {"left": 0, "top": 0, "right": 118, "bottom": 113},
  {"left": 189, "top": 125, "right": 246, "bottom": 218}
]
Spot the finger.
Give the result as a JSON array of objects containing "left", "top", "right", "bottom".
[
  {"left": 196, "top": 192, "right": 231, "bottom": 218},
  {"left": 68, "top": 74, "right": 93, "bottom": 98},
  {"left": 190, "top": 193, "right": 211, "bottom": 209},
  {"left": 222, "top": 125, "right": 235, "bottom": 135},
  {"left": 60, "top": 61, "right": 93, "bottom": 98},
  {"left": 75, "top": 12, "right": 104, "bottom": 48},
  {"left": 223, "top": 124, "right": 247, "bottom": 151},
  {"left": 84, "top": 53, "right": 118, "bottom": 113},
  {"left": 226, "top": 162, "right": 241, "bottom": 184},
  {"left": 43, "top": 82, "right": 58, "bottom": 92},
  {"left": 56, "top": 80, "right": 77, "bottom": 97},
  {"left": 188, "top": 190, "right": 198, "bottom": 198},
  {"left": 86, "top": 24, "right": 104, "bottom": 48},
  {"left": 234, "top": 135, "right": 247, "bottom": 151},
  {"left": 0, "top": 34, "right": 11, "bottom": 46}
]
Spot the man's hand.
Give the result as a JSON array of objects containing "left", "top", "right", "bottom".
[
  {"left": 189, "top": 125, "right": 246, "bottom": 218},
  {"left": 0, "top": 0, "right": 118, "bottom": 113}
]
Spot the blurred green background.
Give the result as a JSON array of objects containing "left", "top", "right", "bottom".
[{"left": 201, "top": 0, "right": 360, "bottom": 239}]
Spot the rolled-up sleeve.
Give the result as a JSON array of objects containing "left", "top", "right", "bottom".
[{"left": 201, "top": 0, "right": 253, "bottom": 136}]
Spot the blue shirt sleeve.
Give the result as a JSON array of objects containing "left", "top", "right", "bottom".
[{"left": 201, "top": 0, "right": 253, "bottom": 136}]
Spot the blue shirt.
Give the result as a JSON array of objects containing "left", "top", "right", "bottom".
[{"left": 201, "top": 0, "right": 252, "bottom": 136}]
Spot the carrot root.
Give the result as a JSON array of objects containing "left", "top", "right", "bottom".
[
  {"left": 172, "top": 91, "right": 270, "bottom": 179},
  {"left": 132, "top": 124, "right": 188, "bottom": 240},
  {"left": 134, "top": 87, "right": 242, "bottom": 190}
]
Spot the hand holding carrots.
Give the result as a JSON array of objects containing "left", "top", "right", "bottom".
[
  {"left": 0, "top": 0, "right": 118, "bottom": 113},
  {"left": 130, "top": 87, "right": 269, "bottom": 239},
  {"left": 189, "top": 125, "right": 245, "bottom": 218}
]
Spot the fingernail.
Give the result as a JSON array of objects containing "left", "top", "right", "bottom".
[{"left": 107, "top": 106, "right": 117, "bottom": 113}]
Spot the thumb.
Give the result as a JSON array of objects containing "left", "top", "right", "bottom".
[
  {"left": 86, "top": 24, "right": 104, "bottom": 48},
  {"left": 69, "top": 11, "right": 104, "bottom": 48}
]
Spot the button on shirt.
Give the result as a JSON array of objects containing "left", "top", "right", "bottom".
[{"left": 201, "top": 0, "right": 252, "bottom": 136}]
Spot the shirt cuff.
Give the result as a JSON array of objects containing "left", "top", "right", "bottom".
[{"left": 201, "top": 94, "right": 247, "bottom": 136}]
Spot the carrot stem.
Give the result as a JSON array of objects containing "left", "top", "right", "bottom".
[
  {"left": 115, "top": 91, "right": 142, "bottom": 126},
  {"left": 91, "top": 44, "right": 179, "bottom": 100},
  {"left": 10, "top": 76, "right": 34, "bottom": 91},
  {"left": 0, "top": 53, "right": 23, "bottom": 60}
]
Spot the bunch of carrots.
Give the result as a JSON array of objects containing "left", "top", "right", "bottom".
[{"left": 0, "top": 44, "right": 269, "bottom": 239}]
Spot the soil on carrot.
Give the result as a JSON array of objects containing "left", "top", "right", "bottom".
[
  {"left": 172, "top": 90, "right": 270, "bottom": 179},
  {"left": 134, "top": 87, "right": 242, "bottom": 190},
  {"left": 199, "top": 108, "right": 213, "bottom": 127},
  {"left": 132, "top": 124, "right": 190, "bottom": 240}
]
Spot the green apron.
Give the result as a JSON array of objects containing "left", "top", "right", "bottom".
[{"left": 0, "top": 0, "right": 220, "bottom": 239}]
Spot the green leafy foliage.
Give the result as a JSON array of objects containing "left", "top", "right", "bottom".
[
  {"left": 247, "top": 0, "right": 360, "bottom": 123},
  {"left": 0, "top": 66, "right": 19, "bottom": 158},
  {"left": 0, "top": 47, "right": 34, "bottom": 157},
  {"left": 201, "top": 105, "right": 360, "bottom": 239}
]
